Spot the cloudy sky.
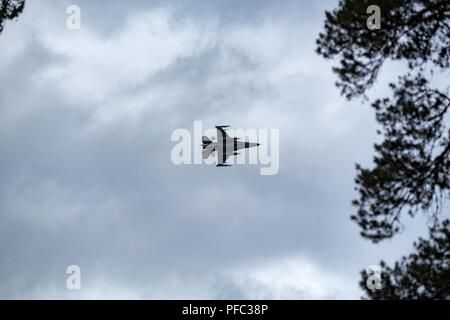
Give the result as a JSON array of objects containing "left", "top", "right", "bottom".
[{"left": 0, "top": 0, "right": 433, "bottom": 299}]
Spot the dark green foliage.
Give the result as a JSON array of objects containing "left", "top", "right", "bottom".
[
  {"left": 317, "top": 0, "right": 450, "bottom": 242},
  {"left": 317, "top": 0, "right": 450, "bottom": 299},
  {"left": 0, "top": 0, "right": 25, "bottom": 33},
  {"left": 360, "top": 220, "right": 450, "bottom": 299},
  {"left": 317, "top": 0, "right": 450, "bottom": 100},
  {"left": 353, "top": 74, "right": 450, "bottom": 241}
]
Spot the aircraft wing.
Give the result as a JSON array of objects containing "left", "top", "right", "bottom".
[
  {"left": 216, "top": 148, "right": 234, "bottom": 166},
  {"left": 216, "top": 126, "right": 233, "bottom": 144},
  {"left": 202, "top": 143, "right": 215, "bottom": 159}
]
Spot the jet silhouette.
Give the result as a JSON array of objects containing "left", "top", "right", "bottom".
[{"left": 202, "top": 126, "right": 260, "bottom": 167}]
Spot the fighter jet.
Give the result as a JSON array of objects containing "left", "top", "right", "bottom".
[{"left": 202, "top": 126, "right": 260, "bottom": 167}]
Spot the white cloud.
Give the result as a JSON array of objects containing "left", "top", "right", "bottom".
[
  {"left": 216, "top": 255, "right": 359, "bottom": 299},
  {"left": 38, "top": 9, "right": 210, "bottom": 105}
]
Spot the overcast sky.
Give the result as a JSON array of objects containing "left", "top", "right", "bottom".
[{"left": 0, "top": 0, "right": 434, "bottom": 299}]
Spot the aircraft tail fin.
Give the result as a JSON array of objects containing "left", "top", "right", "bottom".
[
  {"left": 202, "top": 136, "right": 212, "bottom": 148},
  {"left": 202, "top": 146, "right": 215, "bottom": 159}
]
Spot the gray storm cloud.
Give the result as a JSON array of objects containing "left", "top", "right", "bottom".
[{"left": 0, "top": 0, "right": 430, "bottom": 299}]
